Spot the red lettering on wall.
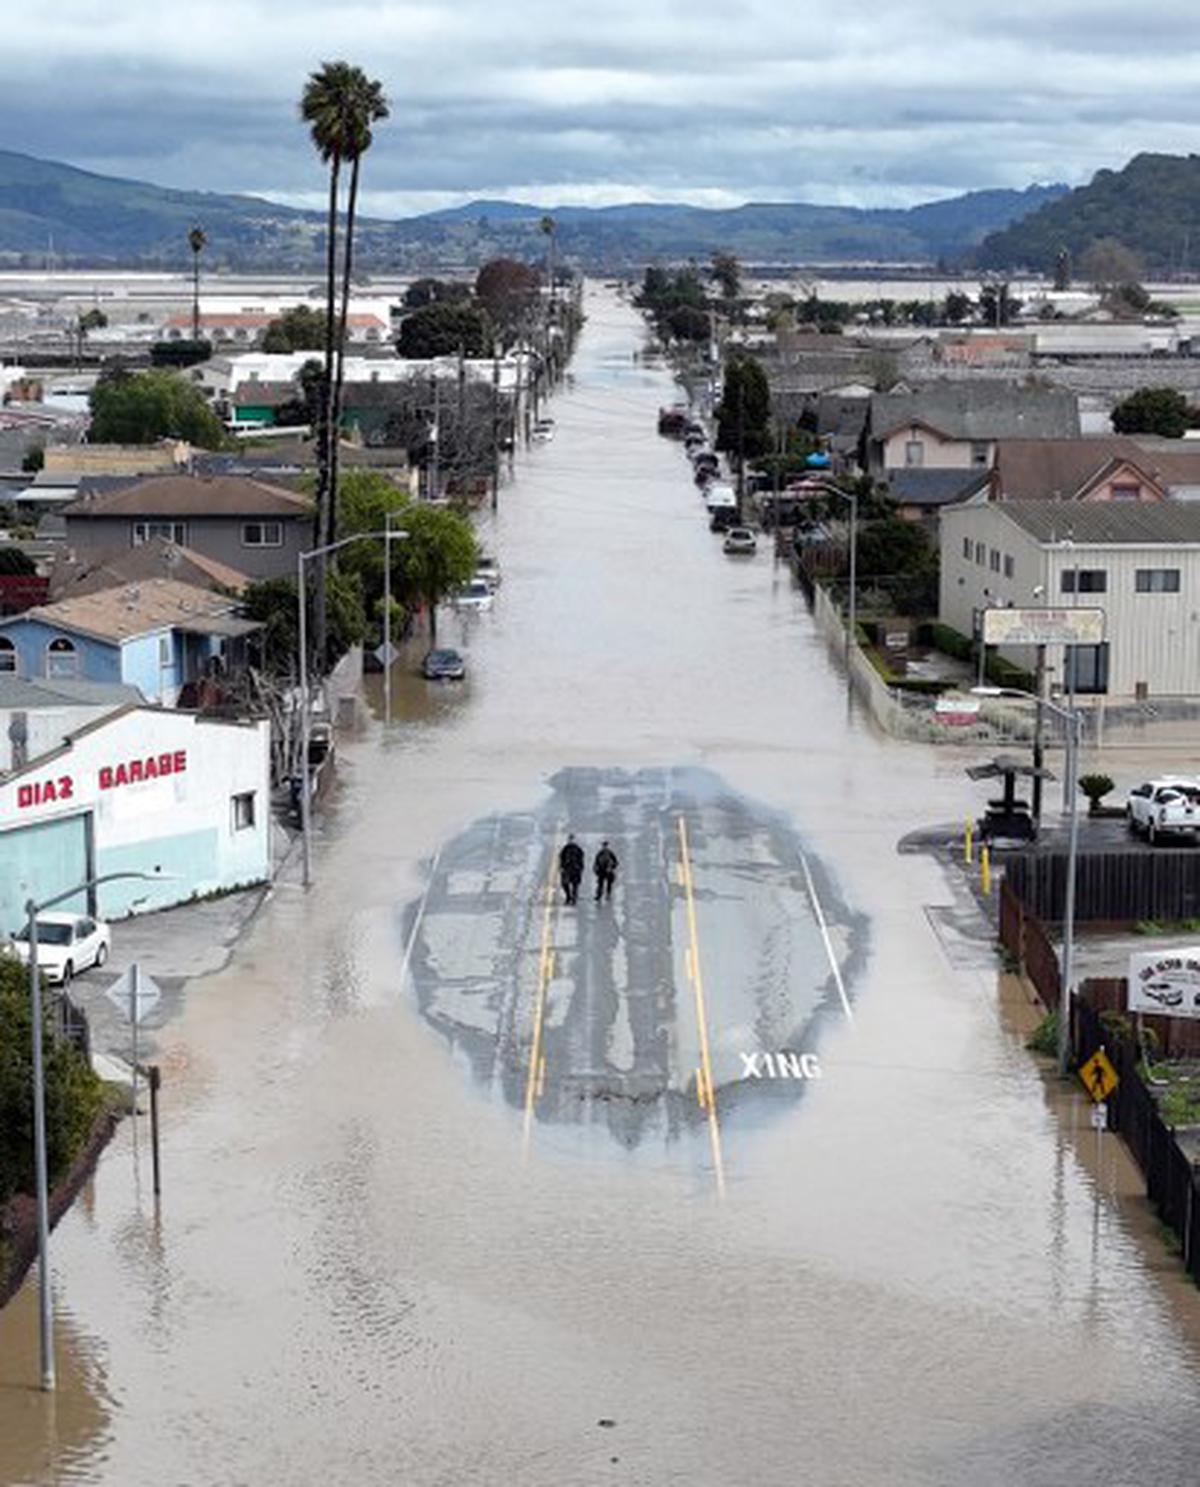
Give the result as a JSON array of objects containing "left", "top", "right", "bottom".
[
  {"left": 17, "top": 784, "right": 33, "bottom": 808},
  {"left": 174, "top": 750, "right": 187, "bottom": 773},
  {"left": 14, "top": 776, "right": 76, "bottom": 810},
  {"left": 129, "top": 760, "right": 143, "bottom": 784},
  {"left": 58, "top": 776, "right": 73, "bottom": 800},
  {"left": 99, "top": 766, "right": 113, "bottom": 790}
]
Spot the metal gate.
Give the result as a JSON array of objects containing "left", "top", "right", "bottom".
[{"left": 0, "top": 812, "right": 92, "bottom": 937}]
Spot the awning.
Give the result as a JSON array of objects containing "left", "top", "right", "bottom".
[
  {"left": 176, "top": 614, "right": 263, "bottom": 639},
  {"left": 966, "top": 755, "right": 1056, "bottom": 782}
]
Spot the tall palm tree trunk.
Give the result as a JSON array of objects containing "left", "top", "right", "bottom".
[
  {"left": 313, "top": 152, "right": 341, "bottom": 665},
  {"left": 328, "top": 151, "right": 361, "bottom": 551}
]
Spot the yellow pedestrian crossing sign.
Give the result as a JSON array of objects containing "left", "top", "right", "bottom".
[{"left": 1079, "top": 1049, "right": 1118, "bottom": 1104}]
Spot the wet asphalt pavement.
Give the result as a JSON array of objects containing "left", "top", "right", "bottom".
[{"left": 4, "top": 288, "right": 1200, "bottom": 1486}]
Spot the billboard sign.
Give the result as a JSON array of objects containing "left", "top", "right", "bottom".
[
  {"left": 982, "top": 607, "right": 1105, "bottom": 647},
  {"left": 1127, "top": 948, "right": 1200, "bottom": 1017}
]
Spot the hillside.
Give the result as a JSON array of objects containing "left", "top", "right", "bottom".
[
  {"left": 0, "top": 147, "right": 1066, "bottom": 270},
  {"left": 978, "top": 153, "right": 1200, "bottom": 274}
]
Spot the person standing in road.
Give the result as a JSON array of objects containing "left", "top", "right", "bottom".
[
  {"left": 559, "top": 834, "right": 584, "bottom": 905},
  {"left": 593, "top": 841, "right": 618, "bottom": 902}
]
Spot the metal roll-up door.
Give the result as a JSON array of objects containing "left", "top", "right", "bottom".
[{"left": 0, "top": 813, "right": 91, "bottom": 937}]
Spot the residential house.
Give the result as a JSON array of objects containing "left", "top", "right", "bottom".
[
  {"left": 882, "top": 468, "right": 990, "bottom": 527},
  {"left": 0, "top": 578, "right": 261, "bottom": 706},
  {"left": 226, "top": 382, "right": 304, "bottom": 429},
  {"left": 61, "top": 474, "right": 313, "bottom": 581},
  {"left": 864, "top": 382, "right": 1080, "bottom": 475},
  {"left": 43, "top": 439, "right": 192, "bottom": 478},
  {"left": 939, "top": 501, "right": 1200, "bottom": 700},
  {"left": 989, "top": 438, "right": 1168, "bottom": 503},
  {"left": 50, "top": 536, "right": 249, "bottom": 601}
]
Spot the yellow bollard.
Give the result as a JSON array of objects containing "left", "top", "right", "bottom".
[
  {"left": 980, "top": 844, "right": 992, "bottom": 896},
  {"left": 964, "top": 818, "right": 974, "bottom": 865}
]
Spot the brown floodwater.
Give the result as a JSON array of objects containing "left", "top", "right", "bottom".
[{"left": 3, "top": 287, "right": 1200, "bottom": 1486}]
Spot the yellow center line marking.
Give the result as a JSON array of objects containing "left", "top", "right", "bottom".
[
  {"left": 677, "top": 814, "right": 726, "bottom": 1198},
  {"left": 522, "top": 834, "right": 560, "bottom": 1157}
]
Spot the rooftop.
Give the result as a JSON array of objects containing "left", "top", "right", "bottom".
[
  {"left": 884, "top": 468, "right": 990, "bottom": 508},
  {"left": 2, "top": 577, "right": 254, "bottom": 644},
  {"left": 991, "top": 437, "right": 1157, "bottom": 500},
  {"left": 63, "top": 473, "right": 313, "bottom": 519},
  {"left": 0, "top": 676, "right": 144, "bottom": 709},
  {"left": 871, "top": 382, "right": 1080, "bottom": 443},
  {"left": 997, "top": 501, "right": 1200, "bottom": 545},
  {"left": 50, "top": 537, "right": 250, "bottom": 601}
]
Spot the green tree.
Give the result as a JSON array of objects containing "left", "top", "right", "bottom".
[
  {"left": 334, "top": 471, "right": 413, "bottom": 621},
  {"left": 0, "top": 547, "right": 38, "bottom": 575},
  {"left": 978, "top": 283, "right": 1021, "bottom": 326},
  {"left": 21, "top": 444, "right": 44, "bottom": 473},
  {"left": 711, "top": 251, "right": 741, "bottom": 301},
  {"left": 943, "top": 291, "right": 971, "bottom": 324},
  {"left": 261, "top": 304, "right": 330, "bottom": 352},
  {"left": 392, "top": 500, "right": 478, "bottom": 642},
  {"left": 475, "top": 258, "right": 540, "bottom": 344},
  {"left": 1053, "top": 246, "right": 1072, "bottom": 291},
  {"left": 0, "top": 953, "right": 105, "bottom": 1208},
  {"left": 404, "top": 278, "right": 469, "bottom": 308},
  {"left": 716, "top": 355, "right": 772, "bottom": 465},
  {"left": 88, "top": 368, "right": 224, "bottom": 447},
  {"left": 1081, "top": 237, "right": 1143, "bottom": 292},
  {"left": 397, "top": 301, "right": 492, "bottom": 359},
  {"left": 187, "top": 225, "right": 207, "bottom": 341},
  {"left": 242, "top": 567, "right": 366, "bottom": 675},
  {"left": 1111, "top": 386, "right": 1193, "bottom": 438}
]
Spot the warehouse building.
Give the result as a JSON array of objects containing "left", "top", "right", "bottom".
[{"left": 0, "top": 704, "right": 270, "bottom": 936}]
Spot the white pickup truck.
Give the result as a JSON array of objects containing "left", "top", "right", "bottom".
[{"left": 1127, "top": 778, "right": 1200, "bottom": 845}]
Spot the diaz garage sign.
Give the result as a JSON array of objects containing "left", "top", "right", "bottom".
[{"left": 1128, "top": 948, "right": 1200, "bottom": 1017}]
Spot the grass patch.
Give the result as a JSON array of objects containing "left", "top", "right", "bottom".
[{"left": 1027, "top": 1012, "right": 1059, "bottom": 1057}]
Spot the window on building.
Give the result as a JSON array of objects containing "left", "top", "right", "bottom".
[
  {"left": 989, "top": 548, "right": 1001, "bottom": 572},
  {"left": 45, "top": 636, "right": 78, "bottom": 679},
  {"left": 962, "top": 537, "right": 972, "bottom": 559},
  {"left": 241, "top": 521, "right": 283, "bottom": 548},
  {"left": 975, "top": 542, "right": 986, "bottom": 565},
  {"left": 133, "top": 521, "right": 187, "bottom": 546},
  {"left": 971, "top": 442, "right": 990, "bottom": 466},
  {"left": 905, "top": 440, "right": 924, "bottom": 468},
  {"left": 1061, "top": 569, "right": 1107, "bottom": 594},
  {"left": 1111, "top": 483, "right": 1141, "bottom": 502},
  {"left": 158, "top": 634, "right": 172, "bottom": 667},
  {"left": 1063, "top": 642, "right": 1110, "bottom": 696},
  {"left": 1003, "top": 555, "right": 1014, "bottom": 579},
  {"left": 0, "top": 636, "right": 15, "bottom": 673},
  {"left": 1135, "top": 568, "right": 1181, "bottom": 593},
  {"left": 232, "top": 791, "right": 256, "bottom": 831}
]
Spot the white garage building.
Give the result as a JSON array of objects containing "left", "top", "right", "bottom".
[{"left": 0, "top": 705, "right": 270, "bottom": 936}]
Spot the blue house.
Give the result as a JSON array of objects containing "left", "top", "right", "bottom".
[{"left": 0, "top": 578, "right": 261, "bottom": 705}]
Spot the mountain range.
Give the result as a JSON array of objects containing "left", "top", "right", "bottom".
[{"left": 0, "top": 148, "right": 1069, "bottom": 271}]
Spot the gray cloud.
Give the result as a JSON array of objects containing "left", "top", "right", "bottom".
[{"left": 3, "top": 0, "right": 1200, "bottom": 213}]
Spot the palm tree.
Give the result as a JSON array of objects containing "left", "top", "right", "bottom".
[
  {"left": 187, "top": 225, "right": 206, "bottom": 342},
  {"left": 328, "top": 71, "right": 389, "bottom": 541}
]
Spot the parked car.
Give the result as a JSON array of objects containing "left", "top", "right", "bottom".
[
  {"left": 723, "top": 527, "right": 757, "bottom": 555},
  {"left": 1127, "top": 779, "right": 1200, "bottom": 844},
  {"left": 451, "top": 578, "right": 495, "bottom": 610},
  {"left": 532, "top": 417, "right": 556, "bottom": 443},
  {"left": 474, "top": 555, "right": 501, "bottom": 591},
  {"left": 709, "top": 507, "right": 739, "bottom": 532},
  {"left": 658, "top": 404, "right": 690, "bottom": 436},
  {"left": 704, "top": 482, "right": 738, "bottom": 513},
  {"left": 422, "top": 648, "right": 466, "bottom": 681},
  {"left": 10, "top": 913, "right": 111, "bottom": 986}
]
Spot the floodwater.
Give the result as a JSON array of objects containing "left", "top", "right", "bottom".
[{"left": 4, "top": 287, "right": 1200, "bottom": 1485}]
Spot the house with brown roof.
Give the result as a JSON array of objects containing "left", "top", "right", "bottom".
[
  {"left": 62, "top": 473, "right": 313, "bottom": 580},
  {"left": 989, "top": 438, "right": 1168, "bottom": 503},
  {"left": 50, "top": 536, "right": 250, "bottom": 602},
  {"left": 0, "top": 578, "right": 261, "bottom": 706},
  {"left": 864, "top": 382, "right": 1080, "bottom": 475}
]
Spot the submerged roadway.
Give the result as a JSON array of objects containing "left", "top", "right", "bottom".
[{"left": 3, "top": 287, "right": 1200, "bottom": 1486}]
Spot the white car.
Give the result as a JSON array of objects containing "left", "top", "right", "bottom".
[
  {"left": 451, "top": 578, "right": 495, "bottom": 610},
  {"left": 474, "top": 555, "right": 501, "bottom": 591},
  {"left": 532, "top": 418, "right": 556, "bottom": 443},
  {"left": 11, "top": 912, "right": 111, "bottom": 986},
  {"left": 1127, "top": 778, "right": 1200, "bottom": 845}
]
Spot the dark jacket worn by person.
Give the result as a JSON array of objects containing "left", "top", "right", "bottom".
[{"left": 560, "top": 841, "right": 584, "bottom": 880}]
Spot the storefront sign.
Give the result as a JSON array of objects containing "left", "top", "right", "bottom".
[
  {"left": 1127, "top": 948, "right": 1200, "bottom": 1018},
  {"left": 935, "top": 695, "right": 981, "bottom": 726},
  {"left": 11, "top": 750, "right": 188, "bottom": 812},
  {"left": 982, "top": 606, "right": 1105, "bottom": 647}
]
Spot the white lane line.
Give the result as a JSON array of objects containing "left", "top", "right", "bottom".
[
  {"left": 799, "top": 852, "right": 854, "bottom": 1024},
  {"left": 399, "top": 848, "right": 441, "bottom": 991}
]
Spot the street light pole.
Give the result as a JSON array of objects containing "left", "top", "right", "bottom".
[
  {"left": 973, "top": 685, "right": 1080, "bottom": 1075},
  {"left": 810, "top": 480, "right": 858, "bottom": 684},
  {"left": 297, "top": 529, "right": 408, "bottom": 888},
  {"left": 25, "top": 869, "right": 170, "bottom": 1391}
]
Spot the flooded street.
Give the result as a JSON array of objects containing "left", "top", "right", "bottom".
[{"left": 5, "top": 287, "right": 1200, "bottom": 1485}]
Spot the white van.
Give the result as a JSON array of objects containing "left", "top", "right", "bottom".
[{"left": 704, "top": 482, "right": 737, "bottom": 512}]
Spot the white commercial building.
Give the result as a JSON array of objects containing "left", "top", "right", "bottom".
[
  {"left": 939, "top": 501, "right": 1200, "bottom": 701},
  {"left": 0, "top": 704, "right": 270, "bottom": 935}
]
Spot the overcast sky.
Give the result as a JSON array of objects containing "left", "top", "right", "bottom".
[{"left": 5, "top": 1, "right": 1200, "bottom": 216}]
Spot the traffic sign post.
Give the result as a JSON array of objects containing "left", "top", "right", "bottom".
[
  {"left": 1078, "top": 1047, "right": 1118, "bottom": 1104},
  {"left": 105, "top": 963, "right": 163, "bottom": 1115}
]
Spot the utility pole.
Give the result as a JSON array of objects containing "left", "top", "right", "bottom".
[
  {"left": 431, "top": 376, "right": 440, "bottom": 501},
  {"left": 491, "top": 352, "right": 501, "bottom": 512},
  {"left": 1032, "top": 644, "right": 1047, "bottom": 824}
]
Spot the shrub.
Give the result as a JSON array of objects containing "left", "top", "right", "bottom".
[
  {"left": 1027, "top": 1012, "right": 1058, "bottom": 1056},
  {"left": 1079, "top": 773, "right": 1116, "bottom": 810}
]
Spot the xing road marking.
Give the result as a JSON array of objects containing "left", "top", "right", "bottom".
[
  {"left": 799, "top": 851, "right": 854, "bottom": 1024},
  {"left": 677, "top": 814, "right": 727, "bottom": 1198},
  {"left": 522, "top": 836, "right": 560, "bottom": 1156},
  {"left": 399, "top": 848, "right": 441, "bottom": 993}
]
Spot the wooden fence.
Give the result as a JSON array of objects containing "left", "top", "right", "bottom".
[
  {"left": 1004, "top": 848, "right": 1200, "bottom": 926},
  {"left": 998, "top": 878, "right": 1061, "bottom": 1014}
]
